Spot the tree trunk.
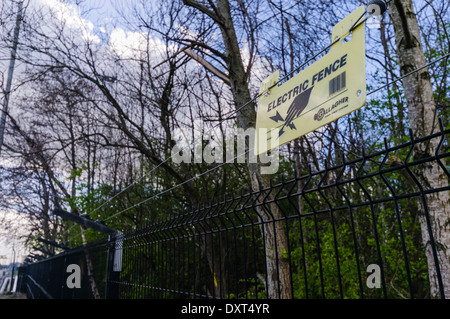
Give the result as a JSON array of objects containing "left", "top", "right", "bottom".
[
  {"left": 183, "top": 0, "right": 292, "bottom": 298},
  {"left": 215, "top": 0, "right": 290, "bottom": 298},
  {"left": 389, "top": 0, "right": 450, "bottom": 298},
  {"left": 80, "top": 226, "right": 101, "bottom": 299},
  {"left": 200, "top": 232, "right": 228, "bottom": 298}
]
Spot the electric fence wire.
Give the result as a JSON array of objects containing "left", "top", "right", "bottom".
[
  {"left": 63, "top": 38, "right": 342, "bottom": 238},
  {"left": 65, "top": 3, "right": 449, "bottom": 239},
  {"left": 61, "top": 7, "right": 345, "bottom": 238},
  {"left": 93, "top": 51, "right": 450, "bottom": 233},
  {"left": 367, "top": 52, "right": 450, "bottom": 95},
  {"left": 77, "top": 14, "right": 344, "bottom": 220},
  {"left": 67, "top": 3, "right": 373, "bottom": 227}
]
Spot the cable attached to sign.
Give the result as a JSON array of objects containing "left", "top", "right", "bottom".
[{"left": 68, "top": 3, "right": 400, "bottom": 238}]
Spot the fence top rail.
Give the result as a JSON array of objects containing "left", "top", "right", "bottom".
[{"left": 21, "top": 237, "right": 110, "bottom": 266}]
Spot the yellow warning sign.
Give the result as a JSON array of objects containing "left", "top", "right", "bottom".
[{"left": 255, "top": 6, "right": 366, "bottom": 155}]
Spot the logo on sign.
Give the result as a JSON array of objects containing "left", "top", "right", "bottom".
[
  {"left": 314, "top": 96, "right": 349, "bottom": 122},
  {"left": 314, "top": 108, "right": 326, "bottom": 121}
]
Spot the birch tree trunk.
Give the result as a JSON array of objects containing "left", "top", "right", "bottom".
[
  {"left": 215, "top": 0, "right": 291, "bottom": 299},
  {"left": 183, "top": 0, "right": 292, "bottom": 299},
  {"left": 81, "top": 226, "right": 101, "bottom": 299},
  {"left": 389, "top": 0, "right": 450, "bottom": 298}
]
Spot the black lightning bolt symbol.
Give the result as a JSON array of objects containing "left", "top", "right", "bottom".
[{"left": 269, "top": 86, "right": 314, "bottom": 137}]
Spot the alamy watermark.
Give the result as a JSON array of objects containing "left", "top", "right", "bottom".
[
  {"left": 367, "top": 1, "right": 385, "bottom": 29},
  {"left": 366, "top": 264, "right": 381, "bottom": 289},
  {"left": 66, "top": 264, "right": 81, "bottom": 289},
  {"left": 170, "top": 120, "right": 280, "bottom": 175}
]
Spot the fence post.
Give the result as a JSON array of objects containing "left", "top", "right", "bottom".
[
  {"left": 104, "top": 236, "right": 111, "bottom": 299},
  {"left": 105, "top": 232, "right": 122, "bottom": 299}
]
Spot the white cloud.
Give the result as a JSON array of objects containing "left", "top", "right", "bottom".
[
  {"left": 0, "top": 210, "right": 30, "bottom": 265},
  {"left": 34, "top": 0, "right": 100, "bottom": 44},
  {"left": 108, "top": 28, "right": 147, "bottom": 59},
  {"left": 108, "top": 27, "right": 173, "bottom": 63}
]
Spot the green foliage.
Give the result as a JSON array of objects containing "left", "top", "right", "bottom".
[{"left": 282, "top": 191, "right": 430, "bottom": 299}]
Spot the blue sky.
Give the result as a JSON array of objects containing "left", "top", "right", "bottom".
[{"left": 75, "top": 0, "right": 141, "bottom": 36}]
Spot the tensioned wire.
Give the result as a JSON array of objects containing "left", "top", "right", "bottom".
[
  {"left": 66, "top": 4, "right": 450, "bottom": 239},
  {"left": 94, "top": 51, "right": 450, "bottom": 229},
  {"left": 64, "top": 4, "right": 434, "bottom": 237},
  {"left": 65, "top": 11, "right": 347, "bottom": 228},
  {"left": 61, "top": 6, "right": 349, "bottom": 239},
  {"left": 62, "top": 37, "right": 342, "bottom": 238}
]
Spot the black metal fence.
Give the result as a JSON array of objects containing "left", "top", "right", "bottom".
[{"left": 18, "top": 123, "right": 450, "bottom": 299}]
